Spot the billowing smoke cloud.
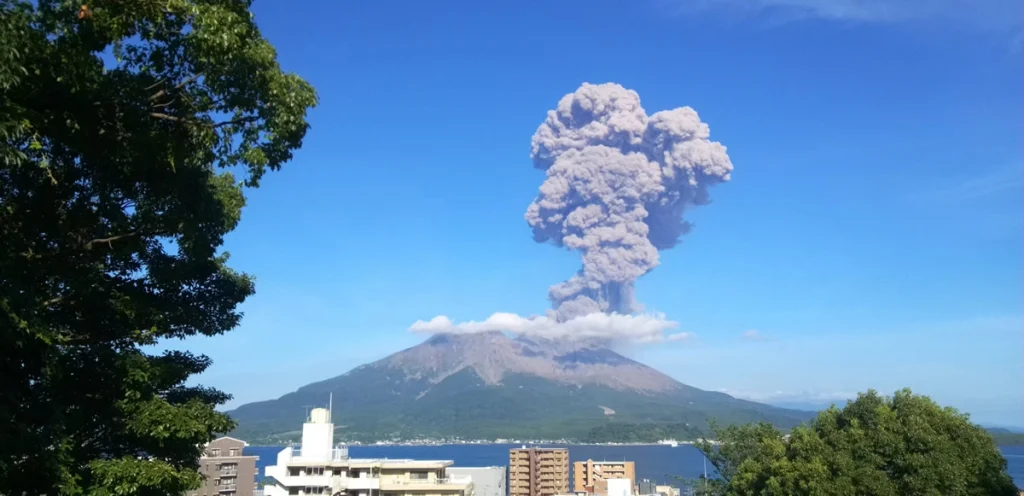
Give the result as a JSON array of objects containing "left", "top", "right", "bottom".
[
  {"left": 407, "top": 83, "right": 730, "bottom": 343},
  {"left": 527, "top": 83, "right": 733, "bottom": 320},
  {"left": 410, "top": 312, "right": 692, "bottom": 343}
]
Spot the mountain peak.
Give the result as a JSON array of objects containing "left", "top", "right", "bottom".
[
  {"left": 425, "top": 330, "right": 505, "bottom": 346},
  {"left": 379, "top": 332, "right": 679, "bottom": 393},
  {"left": 227, "top": 334, "right": 815, "bottom": 442}
]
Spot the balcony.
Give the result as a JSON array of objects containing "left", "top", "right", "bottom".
[
  {"left": 219, "top": 484, "right": 237, "bottom": 492},
  {"left": 288, "top": 447, "right": 349, "bottom": 462},
  {"left": 264, "top": 466, "right": 336, "bottom": 489},
  {"left": 347, "top": 477, "right": 380, "bottom": 490},
  {"left": 380, "top": 475, "right": 473, "bottom": 491}
]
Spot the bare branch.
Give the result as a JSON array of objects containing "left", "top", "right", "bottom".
[
  {"left": 144, "top": 78, "right": 166, "bottom": 91},
  {"left": 213, "top": 116, "right": 258, "bottom": 128},
  {"left": 83, "top": 228, "right": 171, "bottom": 250},
  {"left": 175, "top": 73, "right": 202, "bottom": 90},
  {"left": 149, "top": 73, "right": 201, "bottom": 102},
  {"left": 150, "top": 112, "right": 183, "bottom": 122},
  {"left": 152, "top": 112, "right": 259, "bottom": 129},
  {"left": 43, "top": 166, "right": 58, "bottom": 185},
  {"left": 149, "top": 89, "right": 169, "bottom": 103},
  {"left": 83, "top": 232, "right": 142, "bottom": 250}
]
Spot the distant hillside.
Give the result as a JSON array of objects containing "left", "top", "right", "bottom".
[
  {"left": 227, "top": 332, "right": 815, "bottom": 443},
  {"left": 988, "top": 428, "right": 1024, "bottom": 445}
]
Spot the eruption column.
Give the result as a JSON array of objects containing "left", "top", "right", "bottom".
[{"left": 526, "top": 83, "right": 734, "bottom": 321}]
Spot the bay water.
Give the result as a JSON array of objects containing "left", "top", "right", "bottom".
[{"left": 245, "top": 444, "right": 1024, "bottom": 488}]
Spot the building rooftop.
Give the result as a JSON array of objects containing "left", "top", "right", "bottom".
[
  {"left": 277, "top": 446, "right": 455, "bottom": 467},
  {"left": 349, "top": 458, "right": 455, "bottom": 467},
  {"left": 206, "top": 436, "right": 250, "bottom": 447}
]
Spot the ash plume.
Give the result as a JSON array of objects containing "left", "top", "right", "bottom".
[
  {"left": 526, "top": 83, "right": 734, "bottom": 321},
  {"left": 408, "top": 83, "right": 731, "bottom": 343}
]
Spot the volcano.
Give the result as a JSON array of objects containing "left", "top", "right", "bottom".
[{"left": 227, "top": 332, "right": 812, "bottom": 442}]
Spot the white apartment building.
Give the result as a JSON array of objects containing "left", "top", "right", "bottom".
[
  {"left": 263, "top": 407, "right": 474, "bottom": 496},
  {"left": 605, "top": 480, "right": 630, "bottom": 496},
  {"left": 447, "top": 467, "right": 505, "bottom": 496}
]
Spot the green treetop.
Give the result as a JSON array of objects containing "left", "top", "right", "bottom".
[
  {"left": 695, "top": 388, "right": 1019, "bottom": 496},
  {"left": 0, "top": 0, "right": 316, "bottom": 493}
]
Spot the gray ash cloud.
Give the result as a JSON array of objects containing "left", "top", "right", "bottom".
[{"left": 526, "top": 83, "right": 734, "bottom": 321}]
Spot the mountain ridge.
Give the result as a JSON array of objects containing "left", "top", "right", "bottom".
[
  {"left": 380, "top": 331, "right": 682, "bottom": 393},
  {"left": 227, "top": 332, "right": 814, "bottom": 443}
]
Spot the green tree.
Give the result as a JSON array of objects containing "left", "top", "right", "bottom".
[
  {"left": 694, "top": 389, "right": 1019, "bottom": 496},
  {"left": 0, "top": 0, "right": 315, "bottom": 493}
]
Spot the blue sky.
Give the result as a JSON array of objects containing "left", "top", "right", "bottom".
[{"left": 177, "top": 0, "right": 1023, "bottom": 426}]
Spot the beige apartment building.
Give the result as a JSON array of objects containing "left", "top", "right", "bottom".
[
  {"left": 572, "top": 460, "right": 635, "bottom": 495},
  {"left": 508, "top": 447, "right": 569, "bottom": 496},
  {"left": 187, "top": 436, "right": 259, "bottom": 496}
]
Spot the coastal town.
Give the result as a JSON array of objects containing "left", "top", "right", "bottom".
[
  {"left": 259, "top": 437, "right": 687, "bottom": 448},
  {"left": 189, "top": 407, "right": 687, "bottom": 496}
]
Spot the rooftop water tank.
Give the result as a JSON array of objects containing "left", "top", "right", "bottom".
[{"left": 310, "top": 407, "right": 331, "bottom": 424}]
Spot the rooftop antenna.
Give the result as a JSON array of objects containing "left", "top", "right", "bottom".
[{"left": 703, "top": 455, "right": 708, "bottom": 490}]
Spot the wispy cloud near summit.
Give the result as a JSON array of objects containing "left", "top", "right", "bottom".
[
  {"left": 409, "top": 312, "right": 692, "bottom": 343},
  {"left": 917, "top": 166, "right": 1024, "bottom": 203},
  {"left": 680, "top": 0, "right": 1022, "bottom": 32}
]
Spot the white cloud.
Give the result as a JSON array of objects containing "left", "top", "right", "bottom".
[
  {"left": 409, "top": 312, "right": 690, "bottom": 343},
  {"left": 933, "top": 314, "right": 1024, "bottom": 332},
  {"left": 680, "top": 0, "right": 1022, "bottom": 32},
  {"left": 741, "top": 329, "right": 765, "bottom": 341},
  {"left": 916, "top": 166, "right": 1024, "bottom": 203}
]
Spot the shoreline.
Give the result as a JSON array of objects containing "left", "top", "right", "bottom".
[{"left": 249, "top": 441, "right": 708, "bottom": 447}]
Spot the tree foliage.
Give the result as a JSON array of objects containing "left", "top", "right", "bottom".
[
  {"left": 694, "top": 389, "right": 1019, "bottom": 496},
  {"left": 0, "top": 0, "right": 315, "bottom": 493}
]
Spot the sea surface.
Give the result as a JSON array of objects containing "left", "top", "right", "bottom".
[{"left": 245, "top": 444, "right": 1024, "bottom": 488}]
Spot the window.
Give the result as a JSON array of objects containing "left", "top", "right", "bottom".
[
  {"left": 289, "top": 468, "right": 301, "bottom": 477},
  {"left": 211, "top": 448, "right": 220, "bottom": 457},
  {"left": 289, "top": 489, "right": 299, "bottom": 496},
  {"left": 229, "top": 448, "right": 239, "bottom": 456},
  {"left": 410, "top": 471, "right": 429, "bottom": 480}
]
